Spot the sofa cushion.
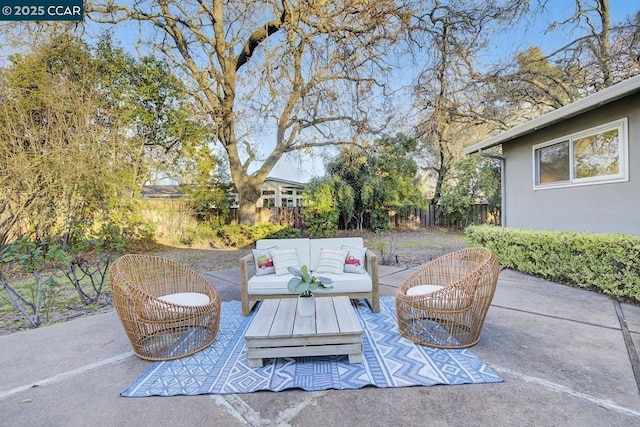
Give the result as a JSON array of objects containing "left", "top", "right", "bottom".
[
  {"left": 252, "top": 246, "right": 276, "bottom": 276},
  {"left": 315, "top": 248, "right": 348, "bottom": 274},
  {"left": 342, "top": 245, "right": 367, "bottom": 274},
  {"left": 309, "top": 237, "right": 364, "bottom": 271},
  {"left": 248, "top": 271, "right": 372, "bottom": 295},
  {"left": 247, "top": 272, "right": 294, "bottom": 294},
  {"left": 271, "top": 248, "right": 301, "bottom": 276},
  {"left": 313, "top": 272, "right": 372, "bottom": 293}
]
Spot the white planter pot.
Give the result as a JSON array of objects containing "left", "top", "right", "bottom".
[{"left": 297, "top": 294, "right": 315, "bottom": 316}]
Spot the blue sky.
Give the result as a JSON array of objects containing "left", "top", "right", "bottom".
[
  {"left": 272, "top": 1, "right": 639, "bottom": 183},
  {"left": 1, "top": 1, "right": 636, "bottom": 185},
  {"left": 486, "top": 0, "right": 637, "bottom": 61}
]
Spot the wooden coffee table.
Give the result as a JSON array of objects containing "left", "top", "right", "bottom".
[{"left": 244, "top": 296, "right": 363, "bottom": 368}]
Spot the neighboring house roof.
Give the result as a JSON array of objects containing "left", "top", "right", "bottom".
[
  {"left": 465, "top": 74, "right": 640, "bottom": 154},
  {"left": 227, "top": 177, "right": 307, "bottom": 193},
  {"left": 141, "top": 185, "right": 184, "bottom": 198},
  {"left": 262, "top": 177, "right": 307, "bottom": 188},
  {"left": 142, "top": 177, "right": 307, "bottom": 200}
]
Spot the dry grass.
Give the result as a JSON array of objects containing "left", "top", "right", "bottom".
[
  {"left": 0, "top": 228, "right": 467, "bottom": 335},
  {"left": 150, "top": 228, "right": 468, "bottom": 269}
]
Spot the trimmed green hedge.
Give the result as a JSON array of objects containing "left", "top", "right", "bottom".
[{"left": 465, "top": 225, "right": 640, "bottom": 302}]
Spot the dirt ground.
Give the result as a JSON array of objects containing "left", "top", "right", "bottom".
[
  {"left": 149, "top": 228, "right": 468, "bottom": 270},
  {"left": 0, "top": 228, "right": 467, "bottom": 334}
]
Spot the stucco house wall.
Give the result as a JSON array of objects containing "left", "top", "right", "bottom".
[
  {"left": 143, "top": 178, "right": 307, "bottom": 209},
  {"left": 466, "top": 75, "right": 640, "bottom": 236},
  {"left": 258, "top": 178, "right": 305, "bottom": 208},
  {"left": 226, "top": 177, "right": 306, "bottom": 209},
  {"left": 503, "top": 96, "right": 639, "bottom": 235}
]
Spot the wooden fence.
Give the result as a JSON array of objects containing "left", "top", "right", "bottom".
[
  {"left": 229, "top": 204, "right": 499, "bottom": 229},
  {"left": 387, "top": 204, "right": 500, "bottom": 229}
]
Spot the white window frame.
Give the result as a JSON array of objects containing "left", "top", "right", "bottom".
[
  {"left": 261, "top": 190, "right": 275, "bottom": 208},
  {"left": 532, "top": 118, "right": 629, "bottom": 190}
]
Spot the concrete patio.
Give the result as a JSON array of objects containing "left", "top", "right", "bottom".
[{"left": 1, "top": 265, "right": 640, "bottom": 426}]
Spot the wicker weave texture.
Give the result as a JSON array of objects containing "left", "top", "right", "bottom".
[
  {"left": 395, "top": 247, "right": 499, "bottom": 348},
  {"left": 110, "top": 254, "right": 221, "bottom": 361}
]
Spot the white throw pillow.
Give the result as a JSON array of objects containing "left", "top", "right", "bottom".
[
  {"left": 252, "top": 246, "right": 277, "bottom": 276},
  {"left": 271, "top": 248, "right": 301, "bottom": 276},
  {"left": 315, "top": 248, "right": 348, "bottom": 275},
  {"left": 342, "top": 245, "right": 367, "bottom": 274}
]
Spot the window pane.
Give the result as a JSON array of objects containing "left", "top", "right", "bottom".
[
  {"left": 262, "top": 198, "right": 275, "bottom": 207},
  {"left": 538, "top": 141, "right": 569, "bottom": 183},
  {"left": 573, "top": 129, "right": 619, "bottom": 179}
]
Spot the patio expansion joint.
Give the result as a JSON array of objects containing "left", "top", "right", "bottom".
[
  {"left": 211, "top": 394, "right": 265, "bottom": 426},
  {"left": 613, "top": 300, "right": 640, "bottom": 394},
  {"left": 378, "top": 267, "right": 411, "bottom": 281},
  {"left": 212, "top": 390, "right": 329, "bottom": 426},
  {"left": 494, "top": 366, "right": 640, "bottom": 418},
  {"left": 0, "top": 351, "right": 135, "bottom": 402},
  {"left": 491, "top": 304, "right": 622, "bottom": 332}
]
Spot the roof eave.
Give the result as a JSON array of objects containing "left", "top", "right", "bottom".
[{"left": 465, "top": 74, "right": 640, "bottom": 155}]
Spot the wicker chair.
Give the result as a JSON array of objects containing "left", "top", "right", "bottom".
[
  {"left": 110, "top": 254, "right": 221, "bottom": 361},
  {"left": 395, "top": 247, "right": 499, "bottom": 348}
]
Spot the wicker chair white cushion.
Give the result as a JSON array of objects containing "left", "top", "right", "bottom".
[
  {"left": 158, "top": 292, "right": 210, "bottom": 306},
  {"left": 405, "top": 284, "right": 444, "bottom": 296}
]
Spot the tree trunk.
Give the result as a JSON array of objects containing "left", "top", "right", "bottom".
[
  {"left": 430, "top": 151, "right": 448, "bottom": 206},
  {"left": 234, "top": 176, "right": 263, "bottom": 226},
  {"left": 238, "top": 197, "right": 257, "bottom": 226},
  {"left": 596, "top": 0, "right": 613, "bottom": 88}
]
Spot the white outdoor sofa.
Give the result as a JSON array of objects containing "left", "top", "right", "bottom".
[{"left": 239, "top": 237, "right": 379, "bottom": 316}]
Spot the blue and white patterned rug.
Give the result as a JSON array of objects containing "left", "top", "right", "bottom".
[{"left": 121, "top": 296, "right": 502, "bottom": 396}]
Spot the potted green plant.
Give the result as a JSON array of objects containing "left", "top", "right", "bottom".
[{"left": 287, "top": 265, "right": 333, "bottom": 316}]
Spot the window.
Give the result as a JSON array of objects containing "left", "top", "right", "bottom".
[
  {"left": 280, "top": 189, "right": 296, "bottom": 207},
  {"left": 533, "top": 119, "right": 628, "bottom": 189},
  {"left": 262, "top": 190, "right": 275, "bottom": 208},
  {"left": 538, "top": 141, "right": 570, "bottom": 184}
]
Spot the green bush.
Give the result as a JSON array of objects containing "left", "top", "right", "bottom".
[
  {"left": 106, "top": 202, "right": 156, "bottom": 251},
  {"left": 216, "top": 224, "right": 301, "bottom": 248},
  {"left": 303, "top": 178, "right": 340, "bottom": 238},
  {"left": 178, "top": 223, "right": 219, "bottom": 247},
  {"left": 267, "top": 227, "right": 302, "bottom": 240},
  {"left": 466, "top": 225, "right": 640, "bottom": 302}
]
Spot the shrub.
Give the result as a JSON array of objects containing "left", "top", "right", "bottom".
[
  {"left": 303, "top": 178, "right": 340, "bottom": 238},
  {"left": 267, "top": 227, "right": 302, "bottom": 239},
  {"left": 106, "top": 202, "right": 156, "bottom": 251},
  {"left": 1, "top": 236, "right": 69, "bottom": 327},
  {"left": 466, "top": 225, "right": 640, "bottom": 302},
  {"left": 178, "top": 223, "right": 219, "bottom": 247},
  {"left": 216, "top": 224, "right": 300, "bottom": 248}
]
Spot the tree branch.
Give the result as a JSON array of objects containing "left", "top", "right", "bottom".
[{"left": 235, "top": 10, "right": 288, "bottom": 71}]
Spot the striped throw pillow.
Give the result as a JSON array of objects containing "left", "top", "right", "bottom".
[
  {"left": 271, "top": 248, "right": 300, "bottom": 276},
  {"left": 315, "top": 248, "right": 348, "bottom": 275}
]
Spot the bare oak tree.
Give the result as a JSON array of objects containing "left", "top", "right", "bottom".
[
  {"left": 410, "top": 1, "right": 526, "bottom": 204},
  {"left": 88, "top": 0, "right": 413, "bottom": 224},
  {"left": 545, "top": 0, "right": 615, "bottom": 90},
  {"left": 485, "top": 0, "right": 639, "bottom": 121}
]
